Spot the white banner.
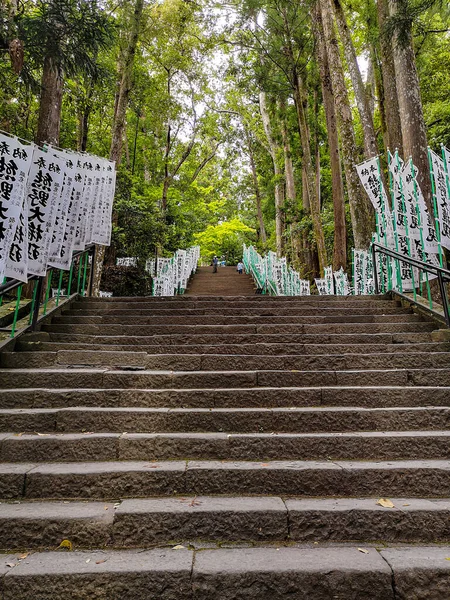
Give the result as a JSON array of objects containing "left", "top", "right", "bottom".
[
  {"left": 48, "top": 150, "right": 77, "bottom": 266},
  {"left": 429, "top": 148, "right": 450, "bottom": 251},
  {"left": 0, "top": 136, "right": 33, "bottom": 281},
  {"left": 357, "top": 156, "right": 393, "bottom": 247}
]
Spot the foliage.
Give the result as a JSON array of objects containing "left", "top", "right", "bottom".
[{"left": 194, "top": 219, "right": 257, "bottom": 264}]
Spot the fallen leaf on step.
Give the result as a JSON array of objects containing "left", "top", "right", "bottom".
[
  {"left": 144, "top": 464, "right": 159, "bottom": 468},
  {"left": 6, "top": 562, "right": 16, "bottom": 568},
  {"left": 358, "top": 548, "right": 369, "bottom": 554},
  {"left": 58, "top": 539, "right": 73, "bottom": 551},
  {"left": 403, "top": 503, "right": 410, "bottom": 507},
  {"left": 18, "top": 553, "right": 28, "bottom": 560},
  {"left": 86, "top": 559, "right": 91, "bottom": 563},
  {"left": 172, "top": 545, "right": 185, "bottom": 550},
  {"left": 376, "top": 498, "right": 395, "bottom": 508},
  {"left": 261, "top": 463, "right": 270, "bottom": 467},
  {"left": 189, "top": 498, "right": 202, "bottom": 507},
  {"left": 445, "top": 558, "right": 450, "bottom": 561},
  {"left": 95, "top": 559, "right": 107, "bottom": 564}
]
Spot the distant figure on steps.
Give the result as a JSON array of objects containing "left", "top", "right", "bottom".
[
  {"left": 212, "top": 256, "right": 219, "bottom": 273},
  {"left": 237, "top": 261, "right": 244, "bottom": 275}
]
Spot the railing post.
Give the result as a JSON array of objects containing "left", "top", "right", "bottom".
[
  {"left": 437, "top": 272, "right": 450, "bottom": 328},
  {"left": 372, "top": 244, "right": 380, "bottom": 295},
  {"left": 88, "top": 245, "right": 96, "bottom": 297},
  {"left": 31, "top": 277, "right": 44, "bottom": 331}
]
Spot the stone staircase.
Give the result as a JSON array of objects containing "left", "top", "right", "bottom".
[
  {"left": 0, "top": 293, "right": 449, "bottom": 598},
  {"left": 185, "top": 265, "right": 256, "bottom": 296}
]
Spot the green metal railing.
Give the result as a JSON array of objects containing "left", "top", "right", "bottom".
[{"left": 0, "top": 245, "right": 95, "bottom": 340}]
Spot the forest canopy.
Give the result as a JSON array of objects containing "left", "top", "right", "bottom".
[{"left": 1, "top": 0, "right": 449, "bottom": 284}]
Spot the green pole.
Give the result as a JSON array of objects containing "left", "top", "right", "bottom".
[
  {"left": 67, "top": 260, "right": 75, "bottom": 297},
  {"left": 387, "top": 151, "right": 403, "bottom": 293},
  {"left": 81, "top": 252, "right": 89, "bottom": 297},
  {"left": 77, "top": 254, "right": 84, "bottom": 294},
  {"left": 10, "top": 285, "right": 22, "bottom": 338},
  {"left": 410, "top": 158, "right": 432, "bottom": 309},
  {"left": 43, "top": 271, "right": 53, "bottom": 316},
  {"left": 55, "top": 270, "right": 64, "bottom": 307},
  {"left": 395, "top": 150, "right": 416, "bottom": 300},
  {"left": 0, "top": 277, "right": 6, "bottom": 307},
  {"left": 28, "top": 279, "right": 39, "bottom": 325},
  {"left": 428, "top": 147, "right": 444, "bottom": 268}
]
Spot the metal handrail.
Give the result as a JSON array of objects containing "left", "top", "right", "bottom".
[
  {"left": 371, "top": 242, "right": 450, "bottom": 326},
  {"left": 0, "top": 244, "right": 95, "bottom": 337}
]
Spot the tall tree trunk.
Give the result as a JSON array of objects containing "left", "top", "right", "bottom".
[
  {"left": 292, "top": 75, "right": 328, "bottom": 273},
  {"left": 332, "top": 0, "right": 378, "bottom": 158},
  {"left": 318, "top": 0, "right": 374, "bottom": 249},
  {"left": 259, "top": 91, "right": 285, "bottom": 257},
  {"left": 245, "top": 130, "right": 267, "bottom": 244},
  {"left": 280, "top": 100, "right": 302, "bottom": 268},
  {"left": 313, "top": 9, "right": 347, "bottom": 270},
  {"left": 36, "top": 55, "right": 63, "bottom": 146},
  {"left": 92, "top": 0, "right": 144, "bottom": 296},
  {"left": 377, "top": 0, "right": 403, "bottom": 154},
  {"left": 389, "top": 0, "right": 431, "bottom": 212}
]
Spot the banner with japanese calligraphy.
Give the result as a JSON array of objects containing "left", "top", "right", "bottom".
[
  {"left": 0, "top": 138, "right": 33, "bottom": 281},
  {"left": 0, "top": 132, "right": 116, "bottom": 283},
  {"left": 353, "top": 250, "right": 374, "bottom": 295},
  {"left": 429, "top": 148, "right": 450, "bottom": 251},
  {"left": 356, "top": 156, "right": 393, "bottom": 248}
]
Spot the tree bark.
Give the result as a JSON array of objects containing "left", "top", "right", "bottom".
[
  {"left": 245, "top": 130, "right": 267, "bottom": 245},
  {"left": 377, "top": 0, "right": 403, "bottom": 154},
  {"left": 389, "top": 0, "right": 431, "bottom": 212},
  {"left": 314, "top": 8, "right": 347, "bottom": 270},
  {"left": 92, "top": 0, "right": 144, "bottom": 296},
  {"left": 259, "top": 91, "right": 285, "bottom": 257},
  {"left": 332, "top": 0, "right": 378, "bottom": 159},
  {"left": 36, "top": 55, "right": 63, "bottom": 146},
  {"left": 292, "top": 75, "right": 328, "bottom": 273},
  {"left": 318, "top": 0, "right": 374, "bottom": 249}
]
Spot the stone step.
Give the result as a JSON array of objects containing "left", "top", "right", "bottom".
[
  {"left": 3, "top": 545, "right": 448, "bottom": 599},
  {"left": 2, "top": 545, "right": 449, "bottom": 599},
  {"left": 52, "top": 313, "right": 424, "bottom": 325},
  {"left": 64, "top": 305, "right": 414, "bottom": 316},
  {"left": 1, "top": 406, "right": 448, "bottom": 434},
  {"left": 16, "top": 340, "right": 450, "bottom": 356},
  {"left": 1, "top": 497, "right": 449, "bottom": 551},
  {"left": 4, "top": 350, "right": 450, "bottom": 371},
  {"left": 45, "top": 330, "right": 435, "bottom": 346},
  {"left": 74, "top": 293, "right": 394, "bottom": 304},
  {"left": 2, "top": 460, "right": 449, "bottom": 499},
  {"left": 1, "top": 386, "right": 448, "bottom": 409},
  {"left": 2, "top": 367, "right": 450, "bottom": 389},
  {"left": 41, "top": 321, "right": 436, "bottom": 336},
  {"left": 1, "top": 431, "right": 449, "bottom": 463}
]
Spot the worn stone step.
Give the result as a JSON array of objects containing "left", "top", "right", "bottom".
[
  {"left": 16, "top": 340, "right": 450, "bottom": 356},
  {"left": 0, "top": 501, "right": 114, "bottom": 550},
  {"left": 2, "top": 545, "right": 449, "bottom": 599},
  {"left": 3, "top": 431, "right": 449, "bottom": 463},
  {"left": 1, "top": 547, "right": 194, "bottom": 599},
  {"left": 64, "top": 305, "right": 413, "bottom": 316},
  {"left": 1, "top": 497, "right": 450, "bottom": 551},
  {"left": 4, "top": 350, "right": 450, "bottom": 371},
  {"left": 3, "top": 460, "right": 449, "bottom": 499},
  {"left": 45, "top": 330, "right": 436, "bottom": 346},
  {"left": 1, "top": 386, "right": 449, "bottom": 410},
  {"left": 41, "top": 321, "right": 437, "bottom": 336},
  {"left": 0, "top": 406, "right": 448, "bottom": 434},
  {"left": 52, "top": 313, "right": 424, "bottom": 325},
  {"left": 2, "top": 367, "right": 450, "bottom": 389}
]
